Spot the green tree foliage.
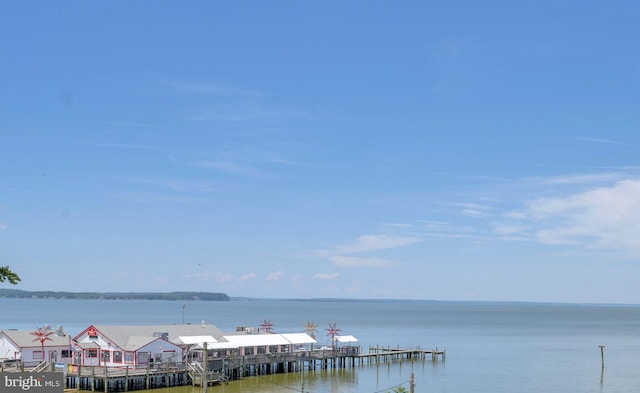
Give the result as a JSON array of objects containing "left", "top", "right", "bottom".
[{"left": 0, "top": 266, "right": 21, "bottom": 285}]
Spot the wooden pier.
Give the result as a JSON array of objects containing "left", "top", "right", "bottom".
[
  {"left": 360, "top": 346, "right": 446, "bottom": 364},
  {"left": 60, "top": 346, "right": 444, "bottom": 392}
]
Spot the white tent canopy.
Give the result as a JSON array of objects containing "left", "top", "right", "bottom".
[
  {"left": 281, "top": 333, "right": 317, "bottom": 345},
  {"left": 335, "top": 335, "right": 358, "bottom": 344},
  {"left": 223, "top": 333, "right": 316, "bottom": 347}
]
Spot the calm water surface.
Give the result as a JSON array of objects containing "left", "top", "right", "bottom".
[{"left": 2, "top": 298, "right": 639, "bottom": 392}]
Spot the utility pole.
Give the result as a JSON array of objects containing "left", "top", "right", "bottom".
[{"left": 599, "top": 345, "right": 605, "bottom": 369}]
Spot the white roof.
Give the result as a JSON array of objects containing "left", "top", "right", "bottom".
[
  {"left": 177, "top": 335, "right": 218, "bottom": 345},
  {"left": 281, "top": 333, "right": 317, "bottom": 345},
  {"left": 222, "top": 333, "right": 316, "bottom": 347},
  {"left": 192, "top": 342, "right": 239, "bottom": 350},
  {"left": 335, "top": 335, "right": 358, "bottom": 343},
  {"left": 223, "top": 334, "right": 290, "bottom": 347},
  {"left": 78, "top": 325, "right": 225, "bottom": 347}
]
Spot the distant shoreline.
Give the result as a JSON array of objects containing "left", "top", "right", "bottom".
[
  {"left": 1, "top": 289, "right": 638, "bottom": 307},
  {"left": 0, "top": 289, "right": 229, "bottom": 301}
]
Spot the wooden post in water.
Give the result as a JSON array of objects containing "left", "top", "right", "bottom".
[
  {"left": 599, "top": 345, "right": 605, "bottom": 369},
  {"left": 145, "top": 363, "right": 150, "bottom": 390},
  {"left": 409, "top": 372, "right": 415, "bottom": 393},
  {"left": 77, "top": 364, "right": 81, "bottom": 392},
  {"left": 104, "top": 366, "right": 108, "bottom": 393},
  {"left": 165, "top": 360, "right": 169, "bottom": 387},
  {"left": 300, "top": 357, "right": 304, "bottom": 393},
  {"left": 202, "top": 341, "right": 208, "bottom": 393}
]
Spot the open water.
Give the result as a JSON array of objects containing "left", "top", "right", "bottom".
[{"left": 2, "top": 298, "right": 639, "bottom": 392}]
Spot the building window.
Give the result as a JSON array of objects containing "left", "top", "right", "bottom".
[
  {"left": 125, "top": 352, "right": 134, "bottom": 364},
  {"left": 102, "top": 351, "right": 110, "bottom": 362},
  {"left": 243, "top": 347, "right": 252, "bottom": 356},
  {"left": 61, "top": 350, "right": 72, "bottom": 358},
  {"left": 257, "top": 346, "right": 266, "bottom": 354},
  {"left": 138, "top": 352, "right": 150, "bottom": 364},
  {"left": 113, "top": 351, "right": 122, "bottom": 363},
  {"left": 269, "top": 346, "right": 278, "bottom": 353},
  {"left": 33, "top": 351, "right": 43, "bottom": 360},
  {"left": 87, "top": 349, "right": 98, "bottom": 358}
]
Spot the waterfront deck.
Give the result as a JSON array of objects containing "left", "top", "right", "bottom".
[{"left": 58, "top": 346, "right": 444, "bottom": 392}]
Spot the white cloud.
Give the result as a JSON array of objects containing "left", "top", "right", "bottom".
[
  {"left": 113, "top": 191, "right": 201, "bottom": 204},
  {"left": 183, "top": 272, "right": 209, "bottom": 280},
  {"left": 84, "top": 142, "right": 163, "bottom": 151},
  {"left": 503, "top": 211, "right": 527, "bottom": 220},
  {"left": 525, "top": 180, "right": 640, "bottom": 254},
  {"left": 187, "top": 103, "right": 311, "bottom": 122},
  {"left": 346, "top": 280, "right": 363, "bottom": 293},
  {"left": 540, "top": 172, "right": 625, "bottom": 185},
  {"left": 380, "top": 222, "right": 413, "bottom": 228},
  {"left": 197, "top": 159, "right": 275, "bottom": 179},
  {"left": 237, "top": 273, "right": 257, "bottom": 282},
  {"left": 313, "top": 235, "right": 419, "bottom": 270},
  {"left": 493, "top": 224, "right": 530, "bottom": 236},
  {"left": 198, "top": 160, "right": 246, "bottom": 174},
  {"left": 462, "top": 209, "right": 491, "bottom": 218},
  {"left": 214, "top": 273, "right": 234, "bottom": 283},
  {"left": 97, "top": 120, "right": 159, "bottom": 129},
  {"left": 335, "top": 235, "right": 420, "bottom": 254},
  {"left": 183, "top": 272, "right": 234, "bottom": 283},
  {"left": 330, "top": 256, "right": 393, "bottom": 267},
  {"left": 312, "top": 273, "right": 339, "bottom": 280},
  {"left": 266, "top": 270, "right": 284, "bottom": 281},
  {"left": 573, "top": 136, "right": 623, "bottom": 145},
  {"left": 455, "top": 202, "right": 494, "bottom": 210},
  {"left": 167, "top": 81, "right": 265, "bottom": 98},
  {"left": 118, "top": 176, "right": 218, "bottom": 193}
]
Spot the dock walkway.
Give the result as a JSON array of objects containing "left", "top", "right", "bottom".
[{"left": 359, "top": 346, "right": 446, "bottom": 364}]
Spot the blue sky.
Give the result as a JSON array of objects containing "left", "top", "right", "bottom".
[{"left": 1, "top": 1, "right": 640, "bottom": 303}]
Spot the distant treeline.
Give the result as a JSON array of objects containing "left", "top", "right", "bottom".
[{"left": 0, "top": 289, "right": 229, "bottom": 301}]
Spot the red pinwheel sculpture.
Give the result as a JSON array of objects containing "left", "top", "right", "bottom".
[
  {"left": 326, "top": 323, "right": 342, "bottom": 351},
  {"left": 31, "top": 325, "right": 54, "bottom": 361},
  {"left": 260, "top": 320, "right": 274, "bottom": 333}
]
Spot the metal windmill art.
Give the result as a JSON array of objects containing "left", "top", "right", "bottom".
[
  {"left": 326, "top": 322, "right": 342, "bottom": 351},
  {"left": 260, "top": 320, "right": 274, "bottom": 333},
  {"left": 304, "top": 321, "right": 318, "bottom": 339}
]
